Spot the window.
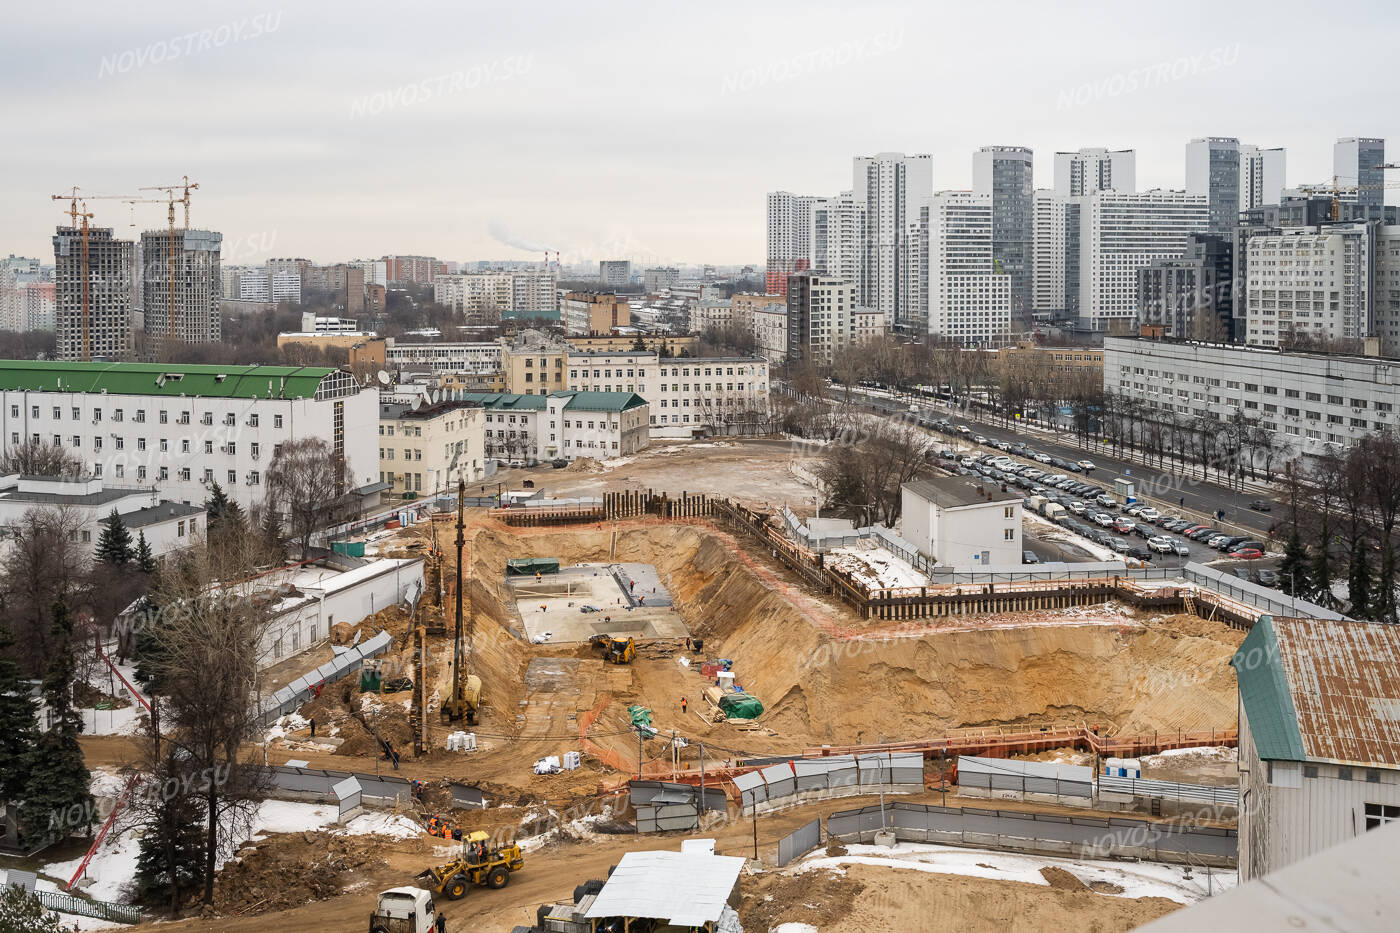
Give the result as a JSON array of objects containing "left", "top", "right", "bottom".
[
  {"left": 1004, "top": 506, "right": 1014, "bottom": 519},
  {"left": 249, "top": 471, "right": 260, "bottom": 485},
  {"left": 274, "top": 414, "right": 284, "bottom": 429},
  {"left": 1003, "top": 528, "right": 1015, "bottom": 541},
  {"left": 1365, "top": 803, "right": 1400, "bottom": 831}
]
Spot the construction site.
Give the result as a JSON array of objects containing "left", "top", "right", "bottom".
[{"left": 42, "top": 441, "right": 1297, "bottom": 933}]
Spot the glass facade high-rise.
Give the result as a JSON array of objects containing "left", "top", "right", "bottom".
[
  {"left": 973, "top": 146, "right": 1034, "bottom": 314},
  {"left": 1185, "top": 137, "right": 1242, "bottom": 235}
]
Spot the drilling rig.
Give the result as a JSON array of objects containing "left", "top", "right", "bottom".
[{"left": 441, "top": 479, "right": 481, "bottom": 724}]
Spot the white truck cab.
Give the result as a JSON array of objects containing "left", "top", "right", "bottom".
[{"left": 370, "top": 887, "right": 437, "bottom": 933}]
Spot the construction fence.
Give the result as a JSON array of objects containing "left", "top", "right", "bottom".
[
  {"left": 825, "top": 801, "right": 1237, "bottom": 868},
  {"left": 733, "top": 753, "right": 924, "bottom": 815},
  {"left": 777, "top": 818, "right": 823, "bottom": 868},
  {"left": 257, "top": 631, "right": 394, "bottom": 726}
]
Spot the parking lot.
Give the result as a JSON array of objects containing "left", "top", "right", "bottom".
[{"left": 920, "top": 418, "right": 1279, "bottom": 582}]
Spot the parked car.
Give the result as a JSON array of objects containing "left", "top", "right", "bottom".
[
  {"left": 939, "top": 449, "right": 957, "bottom": 459},
  {"left": 1127, "top": 545, "right": 1152, "bottom": 561},
  {"left": 956, "top": 425, "right": 971, "bottom": 434},
  {"left": 1068, "top": 501, "right": 1090, "bottom": 516},
  {"left": 1092, "top": 530, "right": 1115, "bottom": 547},
  {"left": 1112, "top": 518, "right": 1134, "bottom": 534},
  {"left": 1034, "top": 453, "right": 1053, "bottom": 463},
  {"left": 973, "top": 435, "right": 988, "bottom": 445},
  {"left": 1096, "top": 494, "right": 1119, "bottom": 508},
  {"left": 1066, "top": 462, "right": 1084, "bottom": 473},
  {"left": 1148, "top": 536, "right": 1175, "bottom": 553},
  {"left": 1234, "top": 539, "right": 1265, "bottom": 552},
  {"left": 1134, "top": 523, "right": 1156, "bottom": 538},
  {"left": 1023, "top": 550, "right": 1040, "bottom": 564},
  {"left": 1092, "top": 512, "right": 1115, "bottom": 527},
  {"left": 1123, "top": 503, "right": 1146, "bottom": 517},
  {"left": 1256, "top": 568, "right": 1280, "bottom": 587},
  {"left": 1206, "top": 534, "right": 1232, "bottom": 549},
  {"left": 1172, "top": 541, "right": 1191, "bottom": 557},
  {"left": 1077, "top": 460, "right": 1096, "bottom": 472},
  {"left": 1188, "top": 527, "right": 1217, "bottom": 540},
  {"left": 1110, "top": 537, "right": 1130, "bottom": 553},
  {"left": 1248, "top": 499, "right": 1273, "bottom": 512},
  {"left": 1137, "top": 507, "right": 1160, "bottom": 521},
  {"left": 1230, "top": 548, "right": 1264, "bottom": 560}
]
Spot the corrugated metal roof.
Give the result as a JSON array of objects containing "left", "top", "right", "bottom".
[
  {"left": 584, "top": 849, "right": 744, "bottom": 926},
  {"left": 1232, "top": 616, "right": 1306, "bottom": 762},
  {"left": 1273, "top": 617, "right": 1400, "bottom": 768},
  {"left": 0, "top": 360, "right": 335, "bottom": 400}
]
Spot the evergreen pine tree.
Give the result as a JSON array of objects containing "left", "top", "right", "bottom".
[
  {"left": 0, "top": 885, "right": 66, "bottom": 933},
  {"left": 18, "top": 601, "right": 93, "bottom": 848},
  {"left": 134, "top": 753, "right": 207, "bottom": 914},
  {"left": 95, "top": 509, "right": 135, "bottom": 565},
  {"left": 631, "top": 335, "right": 646, "bottom": 351},
  {"left": 259, "top": 507, "right": 286, "bottom": 563},
  {"left": 135, "top": 531, "right": 156, "bottom": 574},
  {"left": 0, "top": 625, "right": 38, "bottom": 803},
  {"left": 1348, "top": 540, "right": 1374, "bottom": 620},
  {"left": 1277, "top": 531, "right": 1312, "bottom": 602},
  {"left": 203, "top": 481, "right": 231, "bottom": 526}
]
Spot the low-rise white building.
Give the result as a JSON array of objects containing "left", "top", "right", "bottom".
[
  {"left": 1104, "top": 336, "right": 1400, "bottom": 459},
  {"left": 565, "top": 351, "right": 769, "bottom": 437},
  {"left": 0, "top": 362, "right": 380, "bottom": 512},
  {"left": 384, "top": 340, "right": 502, "bottom": 375},
  {"left": 901, "top": 476, "right": 1022, "bottom": 569},
  {"left": 0, "top": 473, "right": 203, "bottom": 557},
  {"left": 1232, "top": 615, "right": 1400, "bottom": 881},
  {"left": 457, "top": 390, "right": 649, "bottom": 463}
]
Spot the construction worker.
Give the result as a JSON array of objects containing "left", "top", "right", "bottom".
[
  {"left": 681, "top": 697, "right": 688, "bottom": 714},
  {"left": 436, "top": 911, "right": 446, "bottom": 933},
  {"left": 309, "top": 717, "right": 316, "bottom": 738}
]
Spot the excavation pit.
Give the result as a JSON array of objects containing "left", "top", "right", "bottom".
[{"left": 509, "top": 561, "right": 687, "bottom": 643}]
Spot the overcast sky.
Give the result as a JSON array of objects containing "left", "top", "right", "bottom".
[{"left": 2, "top": 0, "right": 1395, "bottom": 268}]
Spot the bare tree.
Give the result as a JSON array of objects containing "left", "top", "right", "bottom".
[
  {"left": 0, "top": 507, "right": 88, "bottom": 676},
  {"left": 0, "top": 439, "right": 83, "bottom": 478},
  {"left": 818, "top": 418, "right": 930, "bottom": 525},
  {"left": 265, "top": 438, "right": 355, "bottom": 560},
  {"left": 141, "top": 543, "right": 273, "bottom": 907}
]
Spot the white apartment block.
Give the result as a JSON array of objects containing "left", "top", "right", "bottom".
[
  {"left": 1032, "top": 189, "right": 1067, "bottom": 315},
  {"left": 1245, "top": 228, "right": 1372, "bottom": 349},
  {"left": 927, "top": 192, "right": 1012, "bottom": 346},
  {"left": 853, "top": 153, "right": 933, "bottom": 330},
  {"left": 542, "top": 392, "right": 649, "bottom": 461},
  {"left": 565, "top": 351, "right": 769, "bottom": 437},
  {"left": 1240, "top": 144, "right": 1287, "bottom": 211},
  {"left": 0, "top": 362, "right": 379, "bottom": 511},
  {"left": 353, "top": 259, "right": 388, "bottom": 288},
  {"left": 599, "top": 260, "right": 632, "bottom": 288},
  {"left": 902, "top": 476, "right": 1023, "bottom": 569},
  {"left": 785, "top": 274, "right": 886, "bottom": 365},
  {"left": 643, "top": 267, "right": 680, "bottom": 293},
  {"left": 1104, "top": 336, "right": 1400, "bottom": 459},
  {"left": 1371, "top": 226, "right": 1400, "bottom": 356},
  {"left": 384, "top": 340, "right": 502, "bottom": 374},
  {"left": 808, "top": 191, "right": 866, "bottom": 288},
  {"left": 510, "top": 270, "right": 559, "bottom": 314},
  {"left": 1077, "top": 190, "right": 1209, "bottom": 331},
  {"left": 1053, "top": 148, "right": 1135, "bottom": 198},
  {"left": 766, "top": 191, "right": 818, "bottom": 294},
  {"left": 377, "top": 399, "right": 486, "bottom": 499},
  {"left": 0, "top": 267, "right": 18, "bottom": 332},
  {"left": 433, "top": 270, "right": 557, "bottom": 320},
  {"left": 232, "top": 268, "right": 301, "bottom": 303}
]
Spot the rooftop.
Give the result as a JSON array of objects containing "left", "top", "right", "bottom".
[
  {"left": 551, "top": 390, "right": 647, "bottom": 413},
  {"left": 1233, "top": 616, "right": 1400, "bottom": 768},
  {"left": 0, "top": 361, "right": 347, "bottom": 400},
  {"left": 450, "top": 391, "right": 548, "bottom": 411},
  {"left": 111, "top": 500, "right": 204, "bottom": 529},
  {"left": 584, "top": 847, "right": 744, "bottom": 927},
  {"left": 904, "top": 475, "right": 1021, "bottom": 509}
]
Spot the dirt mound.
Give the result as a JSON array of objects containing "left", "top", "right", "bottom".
[
  {"left": 565, "top": 457, "right": 604, "bottom": 473},
  {"left": 1089, "top": 880, "right": 1126, "bottom": 894},
  {"left": 1039, "top": 866, "right": 1086, "bottom": 891},
  {"left": 213, "top": 832, "right": 386, "bottom": 915},
  {"left": 740, "top": 868, "right": 865, "bottom": 932}
]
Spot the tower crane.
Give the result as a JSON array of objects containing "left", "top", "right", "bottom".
[
  {"left": 1296, "top": 174, "right": 1400, "bottom": 222},
  {"left": 136, "top": 177, "right": 200, "bottom": 344},
  {"left": 50, "top": 188, "right": 144, "bottom": 361}
]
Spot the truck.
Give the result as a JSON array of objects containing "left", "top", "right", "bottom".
[
  {"left": 1041, "top": 502, "right": 1067, "bottom": 522},
  {"left": 1026, "top": 495, "right": 1048, "bottom": 515},
  {"left": 369, "top": 887, "right": 437, "bottom": 933}
]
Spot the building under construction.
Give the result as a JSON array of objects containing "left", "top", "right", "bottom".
[
  {"left": 140, "top": 228, "right": 223, "bottom": 348},
  {"left": 52, "top": 225, "right": 134, "bottom": 361}
]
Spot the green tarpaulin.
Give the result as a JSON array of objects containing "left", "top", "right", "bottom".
[
  {"left": 717, "top": 694, "right": 764, "bottom": 719},
  {"left": 507, "top": 557, "right": 561, "bottom": 576}
]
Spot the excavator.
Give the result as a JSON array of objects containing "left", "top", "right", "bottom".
[{"left": 589, "top": 634, "right": 636, "bottom": 665}]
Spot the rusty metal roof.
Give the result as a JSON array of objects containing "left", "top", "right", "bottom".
[{"left": 1273, "top": 617, "right": 1400, "bottom": 769}]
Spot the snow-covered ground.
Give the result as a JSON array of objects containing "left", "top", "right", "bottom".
[
  {"left": 826, "top": 545, "right": 929, "bottom": 590},
  {"left": 1140, "top": 746, "right": 1237, "bottom": 765},
  {"left": 1025, "top": 512, "right": 1120, "bottom": 563},
  {"left": 794, "top": 842, "right": 1235, "bottom": 905},
  {"left": 79, "top": 654, "right": 147, "bottom": 737},
  {"left": 43, "top": 799, "right": 425, "bottom": 904}
]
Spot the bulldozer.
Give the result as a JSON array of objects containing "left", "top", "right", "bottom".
[
  {"left": 589, "top": 634, "right": 636, "bottom": 665},
  {"left": 417, "top": 831, "right": 523, "bottom": 900}
]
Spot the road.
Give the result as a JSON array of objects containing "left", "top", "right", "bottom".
[{"left": 838, "top": 388, "right": 1277, "bottom": 537}]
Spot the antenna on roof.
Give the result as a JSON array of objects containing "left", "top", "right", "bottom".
[{"left": 377, "top": 370, "right": 390, "bottom": 386}]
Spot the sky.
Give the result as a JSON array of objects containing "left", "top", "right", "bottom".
[{"left": 1, "top": 0, "right": 1397, "bottom": 268}]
